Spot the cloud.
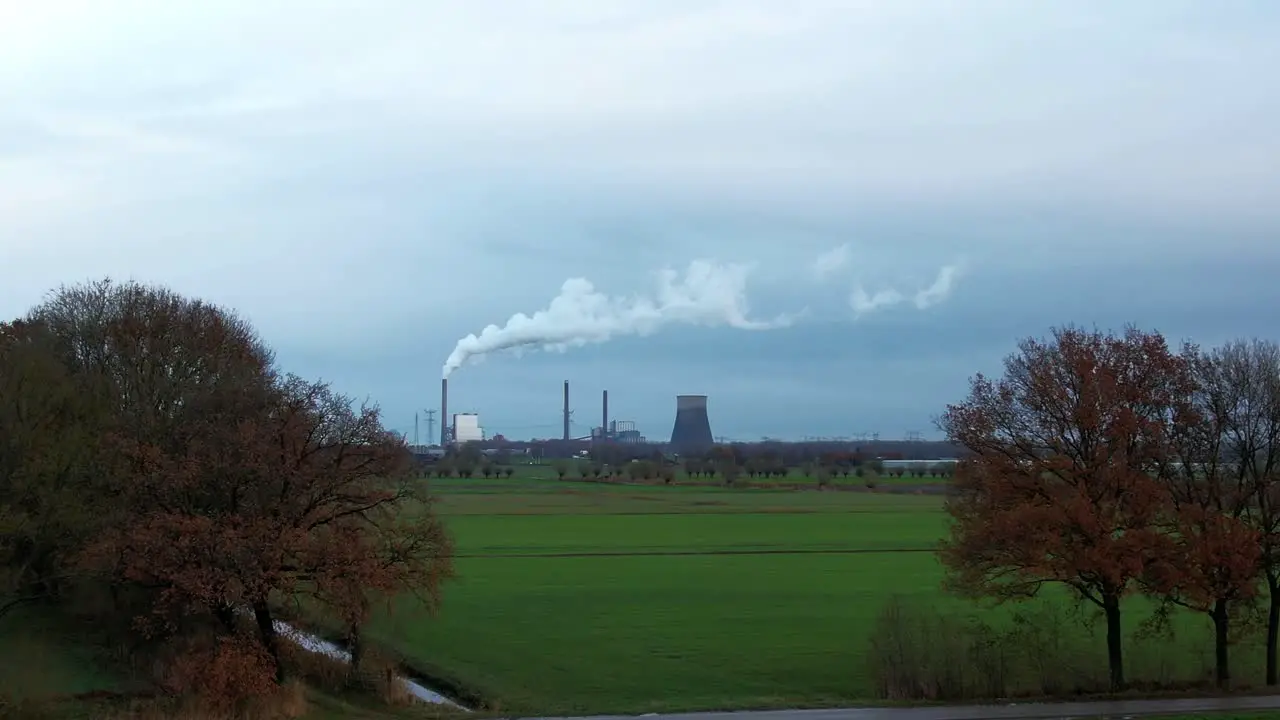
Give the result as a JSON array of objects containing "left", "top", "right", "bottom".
[
  {"left": 850, "top": 263, "right": 965, "bottom": 318},
  {"left": 811, "top": 243, "right": 851, "bottom": 280},
  {"left": 913, "top": 264, "right": 963, "bottom": 309},
  {"left": 442, "top": 259, "right": 795, "bottom": 378}
]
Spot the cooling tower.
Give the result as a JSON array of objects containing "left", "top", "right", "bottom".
[{"left": 669, "top": 395, "right": 714, "bottom": 454}]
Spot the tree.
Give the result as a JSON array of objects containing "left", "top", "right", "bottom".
[
  {"left": 1140, "top": 344, "right": 1265, "bottom": 687},
  {"left": 937, "top": 325, "right": 1193, "bottom": 691},
  {"left": 82, "top": 375, "right": 454, "bottom": 680},
  {"left": 0, "top": 320, "right": 103, "bottom": 619},
  {"left": 27, "top": 279, "right": 279, "bottom": 631},
  {"left": 551, "top": 459, "right": 569, "bottom": 479},
  {"left": 720, "top": 462, "right": 741, "bottom": 486},
  {"left": 1196, "top": 339, "right": 1280, "bottom": 684},
  {"left": 22, "top": 279, "right": 454, "bottom": 688}
]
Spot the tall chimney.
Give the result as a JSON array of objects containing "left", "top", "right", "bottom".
[
  {"left": 669, "top": 394, "right": 714, "bottom": 454},
  {"left": 602, "top": 390, "right": 609, "bottom": 441},
  {"left": 563, "top": 381, "right": 571, "bottom": 441},
  {"left": 440, "top": 378, "right": 448, "bottom": 446}
]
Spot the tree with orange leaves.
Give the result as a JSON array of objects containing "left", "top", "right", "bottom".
[
  {"left": 1139, "top": 344, "right": 1264, "bottom": 688},
  {"left": 937, "top": 325, "right": 1198, "bottom": 691},
  {"left": 85, "top": 372, "right": 454, "bottom": 681},
  {"left": 21, "top": 278, "right": 453, "bottom": 690}
]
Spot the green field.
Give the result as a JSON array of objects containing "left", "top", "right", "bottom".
[
  {"left": 340, "top": 476, "right": 1249, "bottom": 712},
  {"left": 354, "top": 476, "right": 1266, "bottom": 715},
  {"left": 6, "top": 474, "right": 1270, "bottom": 718}
]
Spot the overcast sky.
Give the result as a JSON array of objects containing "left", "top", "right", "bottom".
[{"left": 3, "top": 1, "right": 1279, "bottom": 442}]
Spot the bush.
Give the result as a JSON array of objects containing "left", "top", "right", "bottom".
[
  {"left": 157, "top": 632, "right": 281, "bottom": 714},
  {"left": 867, "top": 595, "right": 1012, "bottom": 700},
  {"left": 865, "top": 596, "right": 1217, "bottom": 702}
]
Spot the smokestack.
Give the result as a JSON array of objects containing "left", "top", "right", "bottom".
[
  {"left": 669, "top": 395, "right": 714, "bottom": 454},
  {"left": 602, "top": 390, "right": 609, "bottom": 442},
  {"left": 563, "top": 381, "right": 571, "bottom": 441},
  {"left": 440, "top": 378, "right": 448, "bottom": 446}
]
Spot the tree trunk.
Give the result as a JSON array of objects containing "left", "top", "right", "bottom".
[
  {"left": 1103, "top": 593, "right": 1125, "bottom": 692},
  {"left": 252, "top": 599, "right": 285, "bottom": 683},
  {"left": 1212, "top": 598, "right": 1231, "bottom": 688},
  {"left": 1268, "top": 580, "right": 1280, "bottom": 686},
  {"left": 214, "top": 603, "right": 237, "bottom": 633},
  {"left": 349, "top": 622, "right": 364, "bottom": 674}
]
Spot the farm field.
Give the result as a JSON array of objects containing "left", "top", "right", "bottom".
[{"left": 361, "top": 476, "right": 1270, "bottom": 715}]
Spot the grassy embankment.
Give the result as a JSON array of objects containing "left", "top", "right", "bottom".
[{"left": 0, "top": 604, "right": 460, "bottom": 719}]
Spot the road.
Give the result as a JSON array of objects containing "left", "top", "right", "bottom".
[{"left": 530, "top": 695, "right": 1280, "bottom": 720}]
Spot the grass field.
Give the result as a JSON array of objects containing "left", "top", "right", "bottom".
[
  {"left": 358, "top": 475, "right": 1274, "bottom": 715},
  {"left": 5, "top": 472, "right": 1272, "bottom": 718},
  {"left": 0, "top": 607, "right": 125, "bottom": 704}
]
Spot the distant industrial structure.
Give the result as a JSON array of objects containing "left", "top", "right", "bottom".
[
  {"left": 452, "top": 413, "right": 484, "bottom": 443},
  {"left": 669, "top": 394, "right": 714, "bottom": 454},
  {"left": 427, "top": 379, "right": 960, "bottom": 461}
]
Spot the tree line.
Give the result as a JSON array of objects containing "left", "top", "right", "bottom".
[
  {"left": 939, "top": 325, "right": 1280, "bottom": 692},
  {"left": 0, "top": 279, "right": 453, "bottom": 708}
]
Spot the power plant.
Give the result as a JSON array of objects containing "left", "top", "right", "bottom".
[
  {"left": 669, "top": 395, "right": 714, "bottom": 454},
  {"left": 436, "top": 379, "right": 652, "bottom": 447},
  {"left": 423, "top": 378, "right": 959, "bottom": 461}
]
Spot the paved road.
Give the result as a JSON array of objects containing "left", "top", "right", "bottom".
[{"left": 531, "top": 695, "right": 1280, "bottom": 720}]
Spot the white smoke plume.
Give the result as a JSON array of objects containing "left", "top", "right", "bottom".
[
  {"left": 442, "top": 260, "right": 792, "bottom": 378},
  {"left": 811, "top": 243, "right": 851, "bottom": 280},
  {"left": 849, "top": 263, "right": 964, "bottom": 317}
]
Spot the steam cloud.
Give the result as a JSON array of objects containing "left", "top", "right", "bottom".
[
  {"left": 442, "top": 260, "right": 792, "bottom": 378},
  {"left": 849, "top": 263, "right": 963, "bottom": 317},
  {"left": 811, "top": 243, "right": 851, "bottom": 280}
]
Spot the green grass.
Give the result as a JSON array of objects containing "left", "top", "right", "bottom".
[
  {"left": 0, "top": 605, "right": 131, "bottom": 702},
  {"left": 358, "top": 475, "right": 1277, "bottom": 715}
]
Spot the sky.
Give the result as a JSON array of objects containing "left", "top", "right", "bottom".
[{"left": 2, "top": 1, "right": 1280, "bottom": 442}]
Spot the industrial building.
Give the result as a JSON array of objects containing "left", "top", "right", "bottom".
[{"left": 452, "top": 413, "right": 484, "bottom": 443}]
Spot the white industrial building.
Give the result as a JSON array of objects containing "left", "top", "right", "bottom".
[{"left": 451, "top": 413, "right": 484, "bottom": 444}]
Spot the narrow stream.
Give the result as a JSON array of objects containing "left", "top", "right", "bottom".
[{"left": 272, "top": 620, "right": 471, "bottom": 711}]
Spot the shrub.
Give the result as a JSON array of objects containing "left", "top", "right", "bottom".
[
  {"left": 158, "top": 632, "right": 280, "bottom": 714},
  {"left": 866, "top": 595, "right": 1012, "bottom": 701}
]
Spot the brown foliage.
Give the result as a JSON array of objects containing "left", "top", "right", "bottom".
[
  {"left": 0, "top": 319, "right": 105, "bottom": 618},
  {"left": 159, "top": 632, "right": 279, "bottom": 710},
  {"left": 1, "top": 279, "right": 455, "bottom": 707},
  {"left": 1194, "top": 339, "right": 1280, "bottom": 685},
  {"left": 938, "top": 325, "right": 1198, "bottom": 690}
]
